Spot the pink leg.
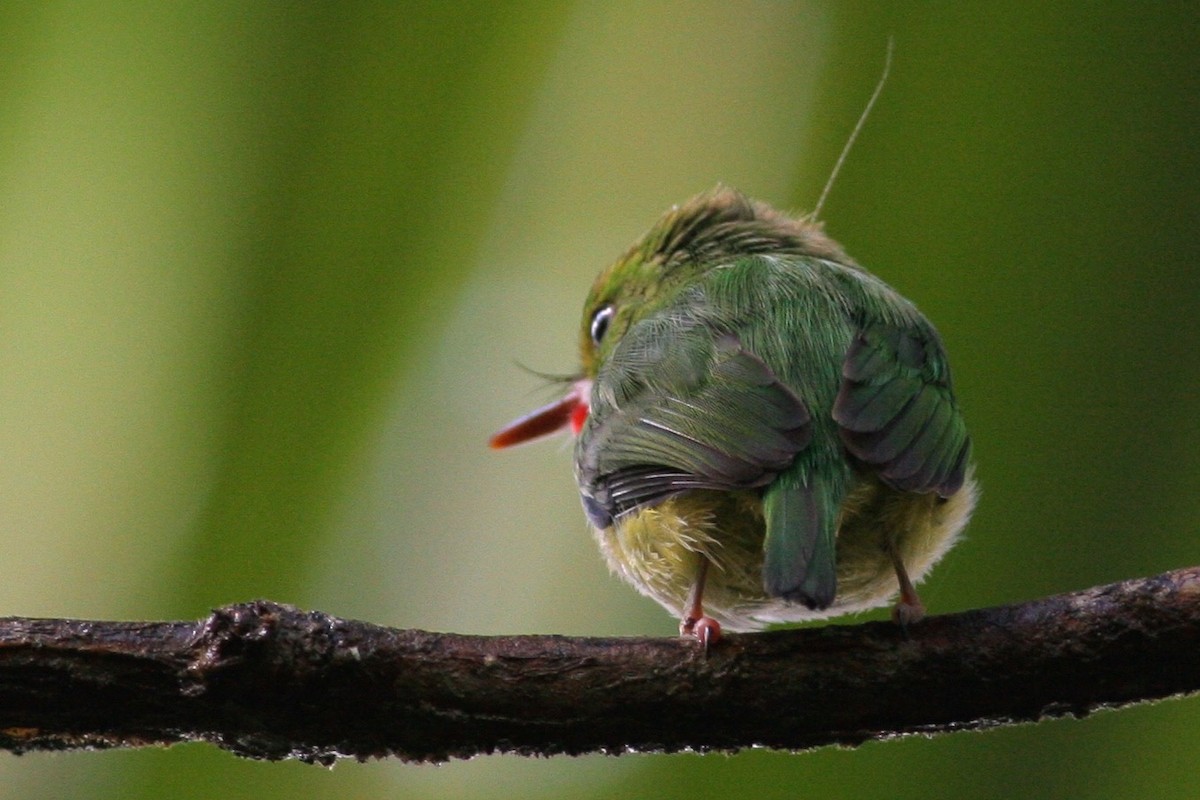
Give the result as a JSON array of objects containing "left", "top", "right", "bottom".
[
  {"left": 888, "top": 543, "right": 926, "bottom": 628},
  {"left": 679, "top": 556, "right": 722, "bottom": 650}
]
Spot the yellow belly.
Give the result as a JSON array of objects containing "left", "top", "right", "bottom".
[{"left": 593, "top": 473, "right": 977, "bottom": 631}]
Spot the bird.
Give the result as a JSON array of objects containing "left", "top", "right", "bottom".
[{"left": 490, "top": 186, "right": 976, "bottom": 648}]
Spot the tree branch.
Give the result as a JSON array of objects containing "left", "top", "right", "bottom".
[{"left": 0, "top": 566, "right": 1197, "bottom": 764}]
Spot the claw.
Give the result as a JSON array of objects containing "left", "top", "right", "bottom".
[
  {"left": 891, "top": 596, "right": 926, "bottom": 632},
  {"left": 680, "top": 613, "right": 723, "bottom": 651},
  {"left": 694, "top": 616, "right": 722, "bottom": 651}
]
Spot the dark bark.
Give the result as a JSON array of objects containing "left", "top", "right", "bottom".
[{"left": 0, "top": 566, "right": 1197, "bottom": 765}]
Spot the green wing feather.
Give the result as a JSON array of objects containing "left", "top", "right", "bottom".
[
  {"left": 576, "top": 325, "right": 812, "bottom": 527},
  {"left": 833, "top": 321, "right": 970, "bottom": 496}
]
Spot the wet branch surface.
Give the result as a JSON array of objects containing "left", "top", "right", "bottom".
[{"left": 0, "top": 566, "right": 1197, "bottom": 765}]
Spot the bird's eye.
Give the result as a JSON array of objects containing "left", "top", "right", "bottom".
[{"left": 590, "top": 305, "right": 615, "bottom": 345}]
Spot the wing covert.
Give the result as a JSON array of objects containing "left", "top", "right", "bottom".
[
  {"left": 833, "top": 322, "right": 970, "bottom": 496},
  {"left": 578, "top": 329, "right": 811, "bottom": 525}
]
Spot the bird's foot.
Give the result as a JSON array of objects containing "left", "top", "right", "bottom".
[
  {"left": 680, "top": 555, "right": 721, "bottom": 650},
  {"left": 891, "top": 596, "right": 926, "bottom": 631},
  {"left": 680, "top": 614, "right": 722, "bottom": 651}
]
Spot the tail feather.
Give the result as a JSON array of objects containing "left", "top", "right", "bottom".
[{"left": 762, "top": 476, "right": 839, "bottom": 609}]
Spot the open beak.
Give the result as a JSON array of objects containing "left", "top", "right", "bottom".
[{"left": 489, "top": 380, "right": 591, "bottom": 449}]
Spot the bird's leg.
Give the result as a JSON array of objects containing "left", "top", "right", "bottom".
[
  {"left": 680, "top": 555, "right": 722, "bottom": 649},
  {"left": 888, "top": 540, "right": 925, "bottom": 629}
]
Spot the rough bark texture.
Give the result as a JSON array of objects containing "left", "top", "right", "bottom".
[{"left": 0, "top": 566, "right": 1197, "bottom": 764}]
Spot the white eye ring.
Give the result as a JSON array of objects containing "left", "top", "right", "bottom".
[{"left": 590, "top": 305, "right": 615, "bottom": 345}]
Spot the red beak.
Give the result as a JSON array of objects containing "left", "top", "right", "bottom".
[{"left": 489, "top": 382, "right": 591, "bottom": 449}]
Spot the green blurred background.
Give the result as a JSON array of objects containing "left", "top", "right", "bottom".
[{"left": 1, "top": 2, "right": 1197, "bottom": 798}]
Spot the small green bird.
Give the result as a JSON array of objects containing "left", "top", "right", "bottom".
[{"left": 491, "top": 187, "right": 975, "bottom": 646}]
